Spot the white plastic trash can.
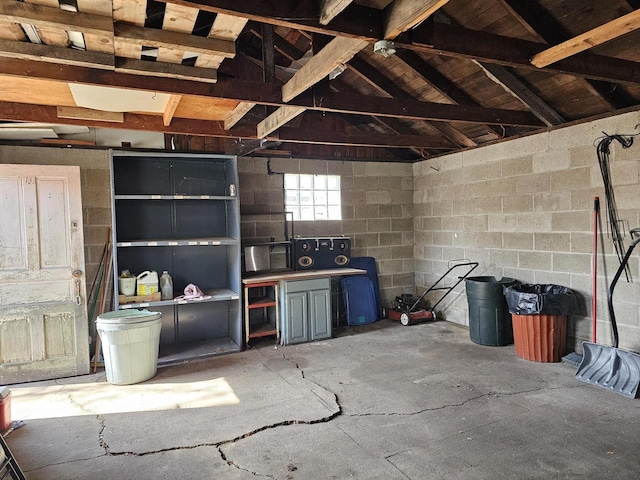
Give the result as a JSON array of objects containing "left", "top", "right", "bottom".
[{"left": 97, "top": 309, "right": 162, "bottom": 385}]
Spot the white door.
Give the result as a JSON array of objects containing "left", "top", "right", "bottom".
[{"left": 0, "top": 164, "right": 89, "bottom": 384}]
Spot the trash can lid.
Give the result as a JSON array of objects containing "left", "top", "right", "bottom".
[
  {"left": 97, "top": 309, "right": 162, "bottom": 325},
  {"left": 0, "top": 386, "right": 9, "bottom": 398}
]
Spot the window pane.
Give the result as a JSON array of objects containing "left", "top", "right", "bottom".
[
  {"left": 314, "top": 190, "right": 327, "bottom": 205},
  {"left": 328, "top": 205, "right": 342, "bottom": 220},
  {"left": 315, "top": 205, "right": 328, "bottom": 220},
  {"left": 300, "top": 206, "right": 314, "bottom": 220},
  {"left": 299, "top": 174, "right": 313, "bottom": 189},
  {"left": 286, "top": 206, "right": 300, "bottom": 221},
  {"left": 314, "top": 175, "right": 327, "bottom": 190},
  {"left": 284, "top": 173, "right": 298, "bottom": 189},
  {"left": 285, "top": 190, "right": 299, "bottom": 206},
  {"left": 327, "top": 190, "right": 341, "bottom": 205},
  {"left": 300, "top": 190, "right": 313, "bottom": 205},
  {"left": 327, "top": 175, "right": 340, "bottom": 190}
]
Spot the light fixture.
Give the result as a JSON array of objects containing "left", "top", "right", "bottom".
[{"left": 373, "top": 40, "right": 396, "bottom": 58}]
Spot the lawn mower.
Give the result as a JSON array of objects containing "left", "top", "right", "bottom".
[{"left": 388, "top": 260, "right": 479, "bottom": 325}]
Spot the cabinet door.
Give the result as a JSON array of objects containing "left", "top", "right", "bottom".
[
  {"left": 309, "top": 289, "right": 331, "bottom": 341},
  {"left": 285, "top": 291, "right": 308, "bottom": 344}
]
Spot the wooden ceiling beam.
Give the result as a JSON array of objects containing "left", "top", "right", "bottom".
[
  {"left": 472, "top": 61, "right": 564, "bottom": 127},
  {"left": 320, "top": 0, "right": 353, "bottom": 25},
  {"left": 0, "top": 58, "right": 543, "bottom": 127},
  {"left": 0, "top": 101, "right": 256, "bottom": 138},
  {"left": 162, "top": 95, "right": 182, "bottom": 126},
  {"left": 160, "top": 0, "right": 383, "bottom": 40},
  {"left": 531, "top": 10, "right": 640, "bottom": 68},
  {"left": 0, "top": 0, "right": 112, "bottom": 35},
  {"left": 399, "top": 20, "right": 640, "bottom": 86},
  {"left": 114, "top": 23, "right": 236, "bottom": 58},
  {"left": 498, "top": 0, "right": 636, "bottom": 110},
  {"left": 269, "top": 127, "right": 455, "bottom": 149},
  {"left": 0, "top": 39, "right": 114, "bottom": 69},
  {"left": 383, "top": 0, "right": 450, "bottom": 39},
  {"left": 114, "top": 58, "right": 218, "bottom": 83}
]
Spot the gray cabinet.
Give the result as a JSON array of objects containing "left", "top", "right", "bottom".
[
  {"left": 110, "top": 151, "right": 241, "bottom": 364},
  {"left": 281, "top": 278, "right": 331, "bottom": 345}
]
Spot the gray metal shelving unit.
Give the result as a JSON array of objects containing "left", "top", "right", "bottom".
[{"left": 110, "top": 151, "right": 241, "bottom": 365}]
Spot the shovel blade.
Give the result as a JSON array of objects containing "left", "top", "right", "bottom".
[{"left": 576, "top": 342, "right": 640, "bottom": 398}]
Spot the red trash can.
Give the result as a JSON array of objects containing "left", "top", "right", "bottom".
[{"left": 512, "top": 314, "right": 567, "bottom": 362}]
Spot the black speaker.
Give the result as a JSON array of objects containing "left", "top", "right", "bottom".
[{"left": 292, "top": 237, "right": 351, "bottom": 270}]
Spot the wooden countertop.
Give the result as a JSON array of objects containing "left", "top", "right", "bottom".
[{"left": 242, "top": 268, "right": 366, "bottom": 285}]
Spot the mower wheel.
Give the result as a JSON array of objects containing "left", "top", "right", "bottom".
[{"left": 400, "top": 313, "right": 410, "bottom": 326}]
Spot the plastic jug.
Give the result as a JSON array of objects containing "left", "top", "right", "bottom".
[
  {"left": 160, "top": 271, "right": 174, "bottom": 300},
  {"left": 137, "top": 270, "right": 159, "bottom": 296}
]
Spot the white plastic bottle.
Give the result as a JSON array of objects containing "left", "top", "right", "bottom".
[{"left": 160, "top": 271, "right": 173, "bottom": 300}]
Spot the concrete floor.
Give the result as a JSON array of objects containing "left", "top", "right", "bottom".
[{"left": 4, "top": 319, "right": 640, "bottom": 479}]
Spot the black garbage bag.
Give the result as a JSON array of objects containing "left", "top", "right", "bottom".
[{"left": 504, "top": 284, "right": 580, "bottom": 315}]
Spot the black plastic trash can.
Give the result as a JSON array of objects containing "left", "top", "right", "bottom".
[{"left": 465, "top": 276, "right": 516, "bottom": 346}]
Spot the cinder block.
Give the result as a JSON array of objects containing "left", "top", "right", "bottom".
[
  {"left": 366, "top": 246, "right": 392, "bottom": 260},
  {"left": 463, "top": 162, "right": 502, "bottom": 183},
  {"left": 533, "top": 271, "right": 572, "bottom": 288},
  {"left": 533, "top": 192, "right": 571, "bottom": 212},
  {"left": 549, "top": 123, "right": 591, "bottom": 151},
  {"left": 367, "top": 218, "right": 391, "bottom": 232},
  {"left": 487, "top": 215, "right": 518, "bottom": 232},
  {"left": 519, "top": 251, "right": 552, "bottom": 270},
  {"left": 391, "top": 190, "right": 412, "bottom": 205},
  {"left": 299, "top": 160, "right": 328, "bottom": 175},
  {"left": 516, "top": 172, "right": 550, "bottom": 194},
  {"left": 570, "top": 146, "right": 596, "bottom": 168},
  {"left": 402, "top": 231, "right": 414, "bottom": 246},
  {"left": 463, "top": 215, "right": 488, "bottom": 232},
  {"left": 392, "top": 217, "right": 413, "bottom": 231},
  {"left": 551, "top": 211, "right": 592, "bottom": 232},
  {"left": 475, "top": 232, "right": 502, "bottom": 248},
  {"left": 366, "top": 162, "right": 390, "bottom": 176},
  {"left": 570, "top": 188, "right": 604, "bottom": 210},
  {"left": 392, "top": 245, "right": 413, "bottom": 259},
  {"left": 327, "top": 160, "right": 354, "bottom": 176},
  {"left": 366, "top": 190, "right": 392, "bottom": 205},
  {"left": 81, "top": 188, "right": 112, "bottom": 208},
  {"left": 502, "top": 155, "right": 533, "bottom": 177},
  {"left": 389, "top": 163, "right": 412, "bottom": 177},
  {"left": 441, "top": 216, "right": 462, "bottom": 231},
  {"left": 432, "top": 200, "right": 453, "bottom": 216},
  {"left": 84, "top": 169, "right": 110, "bottom": 187},
  {"left": 393, "top": 273, "right": 415, "bottom": 287},
  {"left": 535, "top": 233, "right": 571, "bottom": 252},
  {"left": 379, "top": 176, "right": 403, "bottom": 190},
  {"left": 503, "top": 232, "right": 533, "bottom": 250},
  {"left": 589, "top": 111, "right": 640, "bottom": 140},
  {"left": 86, "top": 207, "right": 111, "bottom": 226},
  {"left": 553, "top": 252, "right": 595, "bottom": 274},
  {"left": 502, "top": 195, "right": 533, "bottom": 213},
  {"left": 380, "top": 232, "right": 403, "bottom": 246},
  {"left": 353, "top": 233, "right": 379, "bottom": 248},
  {"left": 342, "top": 219, "right": 367, "bottom": 234},
  {"left": 353, "top": 162, "right": 367, "bottom": 176},
  {"left": 377, "top": 259, "right": 405, "bottom": 274},
  {"left": 355, "top": 204, "right": 379, "bottom": 219},
  {"left": 490, "top": 249, "right": 518, "bottom": 267},
  {"left": 442, "top": 246, "right": 465, "bottom": 259},
  {"left": 516, "top": 212, "right": 552, "bottom": 232},
  {"left": 433, "top": 231, "right": 453, "bottom": 246},
  {"left": 614, "top": 184, "right": 640, "bottom": 209},
  {"left": 423, "top": 216, "right": 443, "bottom": 230},
  {"left": 424, "top": 245, "right": 444, "bottom": 260},
  {"left": 570, "top": 233, "right": 592, "bottom": 253},
  {"left": 474, "top": 197, "right": 502, "bottom": 214},
  {"left": 435, "top": 152, "right": 464, "bottom": 171},
  {"left": 550, "top": 167, "right": 590, "bottom": 191}
]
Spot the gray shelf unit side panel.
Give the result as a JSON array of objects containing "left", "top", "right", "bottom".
[{"left": 109, "top": 150, "right": 241, "bottom": 351}]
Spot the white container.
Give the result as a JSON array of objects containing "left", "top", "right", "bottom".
[
  {"left": 96, "top": 310, "right": 162, "bottom": 385},
  {"left": 136, "top": 270, "right": 159, "bottom": 296},
  {"left": 118, "top": 275, "right": 136, "bottom": 296},
  {"left": 160, "top": 271, "right": 173, "bottom": 300}
]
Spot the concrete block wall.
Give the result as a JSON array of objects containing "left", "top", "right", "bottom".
[
  {"left": 0, "top": 146, "right": 112, "bottom": 293},
  {"left": 413, "top": 111, "right": 640, "bottom": 353},
  {"left": 239, "top": 157, "right": 415, "bottom": 306}
]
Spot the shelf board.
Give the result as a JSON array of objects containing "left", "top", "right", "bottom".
[
  {"left": 248, "top": 296, "right": 277, "bottom": 309},
  {"left": 119, "top": 288, "right": 239, "bottom": 309},
  {"left": 248, "top": 322, "right": 278, "bottom": 338},
  {"left": 115, "top": 194, "right": 237, "bottom": 201},
  {"left": 158, "top": 337, "right": 241, "bottom": 366},
  {"left": 116, "top": 237, "right": 239, "bottom": 247}
]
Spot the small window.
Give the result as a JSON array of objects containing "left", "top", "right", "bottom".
[{"left": 284, "top": 174, "right": 341, "bottom": 221}]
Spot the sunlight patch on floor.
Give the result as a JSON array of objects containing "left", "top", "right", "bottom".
[{"left": 11, "top": 376, "right": 240, "bottom": 420}]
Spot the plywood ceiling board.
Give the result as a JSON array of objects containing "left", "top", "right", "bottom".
[
  {"left": 158, "top": 3, "right": 198, "bottom": 64},
  {"left": 0, "top": 75, "right": 75, "bottom": 106},
  {"left": 195, "top": 14, "right": 247, "bottom": 69},
  {"left": 113, "top": 0, "right": 145, "bottom": 59},
  {"left": 0, "top": 20, "right": 26, "bottom": 41},
  {"left": 76, "top": 0, "right": 114, "bottom": 54},
  {"left": 174, "top": 96, "right": 240, "bottom": 121}
]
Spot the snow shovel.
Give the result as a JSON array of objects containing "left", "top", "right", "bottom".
[{"left": 576, "top": 230, "right": 640, "bottom": 399}]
